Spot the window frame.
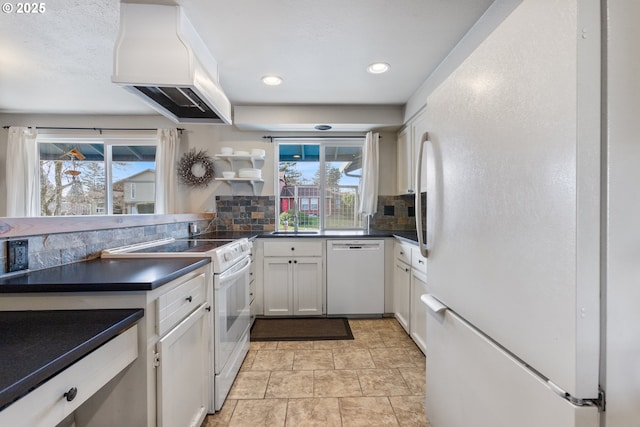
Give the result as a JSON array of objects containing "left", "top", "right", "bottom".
[
  {"left": 274, "top": 139, "right": 364, "bottom": 232},
  {"left": 36, "top": 131, "right": 159, "bottom": 216}
]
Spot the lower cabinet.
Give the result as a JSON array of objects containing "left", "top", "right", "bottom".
[
  {"left": 410, "top": 268, "right": 428, "bottom": 354},
  {"left": 156, "top": 303, "right": 208, "bottom": 427},
  {"left": 0, "top": 265, "right": 211, "bottom": 427},
  {"left": 263, "top": 257, "right": 323, "bottom": 316},
  {"left": 393, "top": 259, "right": 411, "bottom": 333},
  {"left": 393, "top": 238, "right": 428, "bottom": 354},
  {"left": 0, "top": 326, "right": 138, "bottom": 427}
]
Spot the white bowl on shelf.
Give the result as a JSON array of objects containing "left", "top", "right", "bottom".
[
  {"left": 238, "top": 168, "right": 262, "bottom": 179},
  {"left": 222, "top": 171, "right": 236, "bottom": 179},
  {"left": 220, "top": 147, "right": 233, "bottom": 155},
  {"left": 251, "top": 149, "right": 266, "bottom": 157}
]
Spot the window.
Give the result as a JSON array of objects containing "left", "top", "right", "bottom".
[
  {"left": 38, "top": 135, "right": 157, "bottom": 216},
  {"left": 276, "top": 140, "right": 364, "bottom": 232}
]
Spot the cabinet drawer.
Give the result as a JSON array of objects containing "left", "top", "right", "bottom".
[
  {"left": 411, "top": 249, "right": 427, "bottom": 271},
  {"left": 395, "top": 241, "right": 413, "bottom": 265},
  {"left": 0, "top": 325, "right": 138, "bottom": 427},
  {"left": 264, "top": 240, "right": 322, "bottom": 257},
  {"left": 158, "top": 273, "right": 206, "bottom": 336}
]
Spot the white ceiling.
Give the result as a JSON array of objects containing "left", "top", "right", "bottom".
[{"left": 0, "top": 0, "right": 495, "bottom": 116}]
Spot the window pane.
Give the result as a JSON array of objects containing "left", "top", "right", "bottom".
[
  {"left": 38, "top": 140, "right": 158, "bottom": 217},
  {"left": 277, "top": 142, "right": 364, "bottom": 232},
  {"left": 324, "top": 145, "right": 363, "bottom": 229},
  {"left": 278, "top": 144, "right": 320, "bottom": 232},
  {"left": 112, "top": 145, "right": 157, "bottom": 215},
  {"left": 39, "top": 143, "right": 106, "bottom": 216}
]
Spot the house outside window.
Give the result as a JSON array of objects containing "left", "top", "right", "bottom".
[
  {"left": 37, "top": 134, "right": 157, "bottom": 216},
  {"left": 276, "top": 140, "right": 364, "bottom": 232}
]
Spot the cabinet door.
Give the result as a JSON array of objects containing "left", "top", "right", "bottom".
[
  {"left": 396, "top": 127, "right": 413, "bottom": 194},
  {"left": 293, "top": 257, "right": 323, "bottom": 316},
  {"left": 393, "top": 260, "right": 411, "bottom": 333},
  {"left": 263, "top": 258, "right": 293, "bottom": 316},
  {"left": 410, "top": 270, "right": 428, "bottom": 354},
  {"left": 411, "top": 109, "right": 429, "bottom": 192},
  {"left": 157, "top": 304, "right": 208, "bottom": 427}
]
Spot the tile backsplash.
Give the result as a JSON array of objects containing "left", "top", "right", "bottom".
[
  {"left": 1, "top": 194, "right": 414, "bottom": 276},
  {"left": 213, "top": 196, "right": 277, "bottom": 232},
  {"left": 370, "top": 194, "right": 416, "bottom": 230},
  {"left": 0, "top": 220, "right": 208, "bottom": 276}
]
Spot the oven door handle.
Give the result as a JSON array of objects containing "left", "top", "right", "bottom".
[{"left": 218, "top": 256, "right": 251, "bottom": 283}]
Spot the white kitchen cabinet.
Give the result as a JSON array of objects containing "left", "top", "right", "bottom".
[
  {"left": 410, "top": 269, "right": 428, "bottom": 354},
  {"left": 157, "top": 303, "right": 208, "bottom": 427},
  {"left": 396, "top": 108, "right": 428, "bottom": 195},
  {"left": 396, "top": 126, "right": 412, "bottom": 194},
  {"left": 249, "top": 243, "right": 257, "bottom": 324},
  {"left": 410, "top": 252, "right": 428, "bottom": 354},
  {"left": 263, "top": 257, "right": 323, "bottom": 316},
  {"left": 393, "top": 240, "right": 413, "bottom": 333},
  {"left": 393, "top": 260, "right": 412, "bottom": 334},
  {"left": 392, "top": 238, "right": 428, "bottom": 354},
  {"left": 0, "top": 326, "right": 138, "bottom": 427},
  {"left": 0, "top": 265, "right": 211, "bottom": 427},
  {"left": 262, "top": 240, "right": 324, "bottom": 316},
  {"left": 263, "top": 258, "right": 293, "bottom": 315}
]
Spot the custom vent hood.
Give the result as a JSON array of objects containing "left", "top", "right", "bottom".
[{"left": 112, "top": 3, "right": 232, "bottom": 124}]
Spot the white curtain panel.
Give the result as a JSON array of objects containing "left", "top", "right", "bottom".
[
  {"left": 155, "top": 128, "right": 179, "bottom": 214},
  {"left": 358, "top": 131, "right": 380, "bottom": 216},
  {"left": 6, "top": 127, "right": 39, "bottom": 217}
]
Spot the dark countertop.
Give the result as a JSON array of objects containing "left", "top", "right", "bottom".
[
  {"left": 0, "top": 308, "right": 143, "bottom": 410},
  {"left": 193, "top": 229, "right": 419, "bottom": 243},
  {"left": 0, "top": 258, "right": 210, "bottom": 293}
]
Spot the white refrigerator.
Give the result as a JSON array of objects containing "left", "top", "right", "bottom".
[{"left": 414, "top": 0, "right": 607, "bottom": 425}]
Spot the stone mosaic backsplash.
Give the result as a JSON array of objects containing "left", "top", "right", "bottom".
[
  {"left": 212, "top": 196, "right": 277, "bottom": 232},
  {"left": 370, "top": 194, "right": 417, "bottom": 230},
  {"left": 0, "top": 194, "right": 414, "bottom": 276},
  {"left": 0, "top": 220, "right": 208, "bottom": 276}
]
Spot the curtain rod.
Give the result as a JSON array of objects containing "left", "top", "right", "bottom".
[
  {"left": 262, "top": 135, "right": 377, "bottom": 143},
  {"left": 2, "top": 126, "right": 184, "bottom": 134}
]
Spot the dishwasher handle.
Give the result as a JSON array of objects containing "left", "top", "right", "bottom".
[{"left": 330, "top": 241, "right": 383, "bottom": 251}]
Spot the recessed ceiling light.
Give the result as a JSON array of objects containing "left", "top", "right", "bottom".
[
  {"left": 262, "top": 75, "right": 283, "bottom": 86},
  {"left": 367, "top": 62, "right": 390, "bottom": 74}
]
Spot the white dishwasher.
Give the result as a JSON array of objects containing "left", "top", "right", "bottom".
[{"left": 326, "top": 239, "right": 385, "bottom": 316}]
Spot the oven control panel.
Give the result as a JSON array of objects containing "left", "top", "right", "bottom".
[{"left": 213, "top": 239, "right": 252, "bottom": 273}]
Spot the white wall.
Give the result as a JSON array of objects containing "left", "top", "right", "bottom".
[{"left": 0, "top": 113, "right": 398, "bottom": 216}]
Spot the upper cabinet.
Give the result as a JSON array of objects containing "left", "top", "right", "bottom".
[{"left": 396, "top": 108, "right": 428, "bottom": 195}]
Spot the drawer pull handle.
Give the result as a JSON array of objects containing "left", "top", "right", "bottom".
[
  {"left": 294, "top": 260, "right": 298, "bottom": 264},
  {"left": 186, "top": 296, "right": 193, "bottom": 303},
  {"left": 418, "top": 260, "right": 425, "bottom": 264},
  {"left": 405, "top": 268, "right": 410, "bottom": 272},
  {"left": 64, "top": 387, "right": 78, "bottom": 402},
  {"left": 400, "top": 251, "right": 404, "bottom": 255},
  {"left": 288, "top": 260, "right": 292, "bottom": 264},
  {"left": 291, "top": 247, "right": 295, "bottom": 251}
]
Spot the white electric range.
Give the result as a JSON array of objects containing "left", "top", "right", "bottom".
[{"left": 102, "top": 237, "right": 251, "bottom": 413}]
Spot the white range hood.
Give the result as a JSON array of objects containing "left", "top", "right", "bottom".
[{"left": 112, "top": 3, "right": 232, "bottom": 124}]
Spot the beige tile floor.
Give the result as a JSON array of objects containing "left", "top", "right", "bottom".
[{"left": 201, "top": 317, "right": 428, "bottom": 427}]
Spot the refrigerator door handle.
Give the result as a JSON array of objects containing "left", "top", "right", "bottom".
[
  {"left": 415, "top": 131, "right": 430, "bottom": 258},
  {"left": 422, "top": 294, "right": 447, "bottom": 313}
]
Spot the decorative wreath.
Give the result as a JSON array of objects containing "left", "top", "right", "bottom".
[{"left": 177, "top": 149, "right": 215, "bottom": 188}]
